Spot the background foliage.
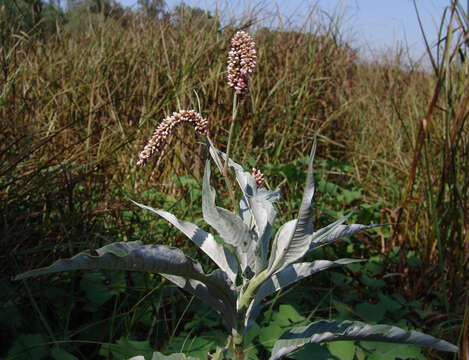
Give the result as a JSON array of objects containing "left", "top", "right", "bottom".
[{"left": 1, "top": 0, "right": 467, "bottom": 359}]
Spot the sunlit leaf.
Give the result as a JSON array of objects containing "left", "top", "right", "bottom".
[
  {"left": 131, "top": 200, "right": 238, "bottom": 283},
  {"left": 270, "top": 320, "right": 458, "bottom": 360}
]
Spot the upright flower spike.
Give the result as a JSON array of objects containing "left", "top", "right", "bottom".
[
  {"left": 252, "top": 167, "right": 264, "bottom": 188},
  {"left": 137, "top": 109, "right": 209, "bottom": 166},
  {"left": 227, "top": 30, "right": 257, "bottom": 97}
]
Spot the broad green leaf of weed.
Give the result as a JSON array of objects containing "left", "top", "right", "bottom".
[
  {"left": 377, "top": 292, "right": 403, "bottom": 312},
  {"left": 165, "top": 334, "right": 215, "bottom": 360},
  {"left": 364, "top": 257, "right": 383, "bottom": 276},
  {"left": 359, "top": 274, "right": 385, "bottom": 289},
  {"left": 290, "top": 343, "right": 337, "bottom": 359},
  {"left": 8, "top": 333, "right": 49, "bottom": 360},
  {"left": 260, "top": 305, "right": 306, "bottom": 351},
  {"left": 337, "top": 189, "right": 362, "bottom": 204},
  {"left": 332, "top": 300, "right": 356, "bottom": 321},
  {"left": 330, "top": 272, "right": 350, "bottom": 288},
  {"left": 360, "top": 341, "right": 426, "bottom": 360},
  {"left": 0, "top": 300, "right": 22, "bottom": 329},
  {"left": 245, "top": 322, "right": 261, "bottom": 345},
  {"left": 51, "top": 346, "right": 80, "bottom": 360},
  {"left": 80, "top": 270, "right": 126, "bottom": 307},
  {"left": 328, "top": 340, "right": 355, "bottom": 360},
  {"left": 99, "top": 338, "right": 153, "bottom": 360},
  {"left": 356, "top": 302, "right": 386, "bottom": 323}
]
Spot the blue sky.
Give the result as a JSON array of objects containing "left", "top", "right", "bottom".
[{"left": 117, "top": 0, "right": 452, "bottom": 63}]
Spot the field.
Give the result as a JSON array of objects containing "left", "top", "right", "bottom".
[{"left": 1, "top": 1, "right": 468, "bottom": 359}]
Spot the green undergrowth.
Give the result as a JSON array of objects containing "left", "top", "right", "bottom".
[{"left": 2, "top": 158, "right": 458, "bottom": 359}]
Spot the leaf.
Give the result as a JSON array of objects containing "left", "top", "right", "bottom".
[
  {"left": 14, "top": 241, "right": 236, "bottom": 317},
  {"left": 269, "top": 320, "right": 458, "bottom": 360},
  {"left": 250, "top": 188, "right": 280, "bottom": 267},
  {"left": 99, "top": 338, "right": 153, "bottom": 360},
  {"left": 310, "top": 214, "right": 379, "bottom": 251},
  {"left": 51, "top": 346, "right": 79, "bottom": 360},
  {"left": 268, "top": 141, "right": 317, "bottom": 274},
  {"left": 149, "top": 353, "right": 199, "bottom": 360},
  {"left": 356, "top": 302, "right": 386, "bottom": 323},
  {"left": 131, "top": 200, "right": 238, "bottom": 284},
  {"left": 80, "top": 270, "right": 126, "bottom": 306},
  {"left": 8, "top": 333, "right": 49, "bottom": 360},
  {"left": 162, "top": 272, "right": 236, "bottom": 329},
  {"left": 328, "top": 341, "right": 355, "bottom": 360},
  {"left": 246, "top": 259, "right": 362, "bottom": 330},
  {"left": 202, "top": 160, "right": 254, "bottom": 276},
  {"left": 207, "top": 138, "right": 279, "bottom": 270}
]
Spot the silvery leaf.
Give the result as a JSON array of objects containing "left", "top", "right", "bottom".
[
  {"left": 310, "top": 215, "right": 379, "bottom": 251},
  {"left": 202, "top": 160, "right": 255, "bottom": 276},
  {"left": 268, "top": 140, "right": 317, "bottom": 274},
  {"left": 207, "top": 138, "right": 279, "bottom": 251},
  {"left": 14, "top": 241, "right": 237, "bottom": 315},
  {"left": 131, "top": 200, "right": 238, "bottom": 284},
  {"left": 270, "top": 320, "right": 458, "bottom": 360},
  {"left": 246, "top": 259, "right": 362, "bottom": 331}
]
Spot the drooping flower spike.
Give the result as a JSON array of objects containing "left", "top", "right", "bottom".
[{"left": 137, "top": 109, "right": 209, "bottom": 166}]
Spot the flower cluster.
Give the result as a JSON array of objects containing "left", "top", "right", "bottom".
[
  {"left": 137, "top": 110, "right": 209, "bottom": 166},
  {"left": 252, "top": 167, "right": 264, "bottom": 188},
  {"left": 227, "top": 31, "right": 256, "bottom": 97}
]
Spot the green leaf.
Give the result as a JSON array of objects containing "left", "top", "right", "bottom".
[
  {"left": 149, "top": 353, "right": 199, "bottom": 360},
  {"left": 51, "top": 346, "right": 79, "bottom": 360},
  {"left": 246, "top": 259, "right": 363, "bottom": 330},
  {"left": 270, "top": 320, "right": 458, "bottom": 360},
  {"left": 162, "top": 273, "right": 236, "bottom": 329},
  {"left": 99, "top": 338, "right": 153, "bottom": 360},
  {"left": 131, "top": 200, "right": 238, "bottom": 284},
  {"left": 328, "top": 341, "right": 355, "bottom": 360},
  {"left": 360, "top": 274, "right": 386, "bottom": 289},
  {"left": 289, "top": 344, "right": 335, "bottom": 359},
  {"left": 14, "top": 241, "right": 237, "bottom": 322},
  {"left": 8, "top": 333, "right": 49, "bottom": 360},
  {"left": 360, "top": 341, "right": 426, "bottom": 360},
  {"left": 356, "top": 302, "right": 386, "bottom": 323},
  {"left": 268, "top": 141, "right": 317, "bottom": 274},
  {"left": 80, "top": 270, "right": 126, "bottom": 306},
  {"left": 165, "top": 333, "right": 218, "bottom": 360}
]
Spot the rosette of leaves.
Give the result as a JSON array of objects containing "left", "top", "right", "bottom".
[{"left": 14, "top": 139, "right": 458, "bottom": 360}]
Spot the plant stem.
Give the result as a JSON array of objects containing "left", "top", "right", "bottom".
[
  {"left": 233, "top": 331, "right": 245, "bottom": 360},
  {"left": 220, "top": 92, "right": 238, "bottom": 213},
  {"left": 223, "top": 92, "right": 238, "bottom": 175}
]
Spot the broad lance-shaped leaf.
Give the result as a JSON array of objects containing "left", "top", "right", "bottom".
[
  {"left": 268, "top": 140, "right": 317, "bottom": 274},
  {"left": 14, "top": 241, "right": 237, "bottom": 314},
  {"left": 245, "top": 259, "right": 362, "bottom": 330},
  {"left": 309, "top": 212, "right": 379, "bottom": 251},
  {"left": 270, "top": 320, "right": 458, "bottom": 360},
  {"left": 207, "top": 137, "right": 279, "bottom": 266},
  {"left": 202, "top": 160, "right": 257, "bottom": 276},
  {"left": 131, "top": 200, "right": 238, "bottom": 283},
  {"left": 162, "top": 272, "right": 236, "bottom": 329}
]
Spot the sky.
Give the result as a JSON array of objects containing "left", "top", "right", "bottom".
[{"left": 117, "top": 0, "right": 454, "bottom": 64}]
